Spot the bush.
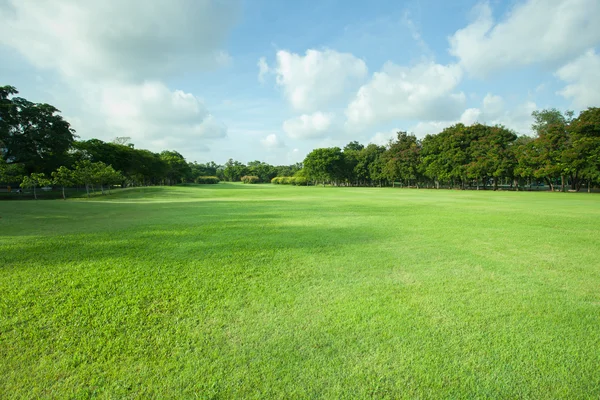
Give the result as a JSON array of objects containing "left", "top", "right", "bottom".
[
  {"left": 195, "top": 176, "right": 220, "bottom": 184},
  {"left": 271, "top": 176, "right": 308, "bottom": 185},
  {"left": 241, "top": 175, "right": 260, "bottom": 184},
  {"left": 292, "top": 176, "right": 308, "bottom": 186}
]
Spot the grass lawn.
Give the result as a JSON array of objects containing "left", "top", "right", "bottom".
[{"left": 1, "top": 184, "right": 599, "bottom": 398}]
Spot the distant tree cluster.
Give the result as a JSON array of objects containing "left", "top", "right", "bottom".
[
  {"left": 0, "top": 86, "right": 303, "bottom": 198},
  {"left": 301, "top": 109, "right": 600, "bottom": 192},
  {"left": 2, "top": 84, "right": 599, "bottom": 198}
]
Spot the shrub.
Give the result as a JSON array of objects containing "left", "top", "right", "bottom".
[
  {"left": 292, "top": 176, "right": 308, "bottom": 186},
  {"left": 271, "top": 177, "right": 281, "bottom": 184},
  {"left": 195, "top": 176, "right": 220, "bottom": 184},
  {"left": 241, "top": 175, "right": 260, "bottom": 184}
]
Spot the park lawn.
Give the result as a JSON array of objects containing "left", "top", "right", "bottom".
[{"left": 1, "top": 184, "right": 599, "bottom": 398}]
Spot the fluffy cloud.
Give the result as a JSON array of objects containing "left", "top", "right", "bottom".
[
  {"left": 409, "top": 97, "right": 537, "bottom": 137},
  {"left": 274, "top": 49, "right": 368, "bottom": 112},
  {"left": 345, "top": 62, "right": 465, "bottom": 127},
  {"left": 369, "top": 129, "right": 400, "bottom": 146},
  {"left": 98, "top": 81, "right": 226, "bottom": 150},
  {"left": 556, "top": 49, "right": 600, "bottom": 108},
  {"left": 449, "top": 0, "right": 600, "bottom": 77},
  {"left": 261, "top": 134, "right": 285, "bottom": 149},
  {"left": 0, "top": 0, "right": 239, "bottom": 81},
  {"left": 282, "top": 112, "right": 334, "bottom": 139}
]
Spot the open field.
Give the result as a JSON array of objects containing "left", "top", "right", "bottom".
[{"left": 1, "top": 184, "right": 600, "bottom": 398}]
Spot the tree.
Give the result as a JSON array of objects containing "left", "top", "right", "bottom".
[
  {"left": 0, "top": 158, "right": 26, "bottom": 185},
  {"left": 0, "top": 86, "right": 76, "bottom": 174},
  {"left": 247, "top": 161, "right": 277, "bottom": 183},
  {"left": 20, "top": 173, "right": 50, "bottom": 200},
  {"left": 355, "top": 144, "right": 385, "bottom": 186},
  {"left": 531, "top": 109, "right": 573, "bottom": 191},
  {"left": 73, "top": 160, "right": 95, "bottom": 197},
  {"left": 382, "top": 132, "right": 421, "bottom": 187},
  {"left": 51, "top": 166, "right": 73, "bottom": 200},
  {"left": 568, "top": 107, "right": 600, "bottom": 192},
  {"left": 303, "top": 147, "right": 345, "bottom": 186},
  {"left": 343, "top": 141, "right": 365, "bottom": 185},
  {"left": 160, "top": 150, "right": 191, "bottom": 185},
  {"left": 96, "top": 164, "right": 123, "bottom": 194},
  {"left": 223, "top": 159, "right": 248, "bottom": 182}
]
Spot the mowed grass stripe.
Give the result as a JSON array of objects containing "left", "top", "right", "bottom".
[{"left": 1, "top": 184, "right": 599, "bottom": 398}]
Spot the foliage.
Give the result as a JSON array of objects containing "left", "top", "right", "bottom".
[
  {"left": 20, "top": 172, "right": 50, "bottom": 199},
  {"left": 241, "top": 175, "right": 260, "bottom": 184},
  {"left": 303, "top": 147, "right": 345, "bottom": 185},
  {"left": 0, "top": 85, "right": 76, "bottom": 175},
  {"left": 195, "top": 176, "right": 220, "bottom": 184},
  {"left": 51, "top": 166, "right": 74, "bottom": 199}
]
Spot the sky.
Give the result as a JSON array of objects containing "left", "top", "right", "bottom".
[{"left": 1, "top": 0, "right": 599, "bottom": 166}]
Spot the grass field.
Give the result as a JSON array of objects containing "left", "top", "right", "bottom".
[{"left": 1, "top": 184, "right": 599, "bottom": 398}]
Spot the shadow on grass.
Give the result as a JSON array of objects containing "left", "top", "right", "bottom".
[{"left": 0, "top": 213, "right": 383, "bottom": 269}]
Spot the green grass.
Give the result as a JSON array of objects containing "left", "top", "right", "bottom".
[{"left": 1, "top": 184, "right": 599, "bottom": 398}]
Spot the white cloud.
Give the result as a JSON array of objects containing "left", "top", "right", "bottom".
[
  {"left": 459, "top": 108, "right": 482, "bottom": 125},
  {"left": 345, "top": 61, "right": 465, "bottom": 128},
  {"left": 482, "top": 93, "right": 504, "bottom": 118},
  {"left": 409, "top": 97, "right": 537, "bottom": 137},
  {"left": 0, "top": 0, "right": 239, "bottom": 81},
  {"left": 556, "top": 49, "right": 600, "bottom": 108},
  {"left": 449, "top": 0, "right": 600, "bottom": 77},
  {"left": 274, "top": 49, "right": 368, "bottom": 112},
  {"left": 98, "top": 81, "right": 227, "bottom": 150},
  {"left": 369, "top": 129, "right": 399, "bottom": 146},
  {"left": 282, "top": 112, "right": 334, "bottom": 139},
  {"left": 261, "top": 133, "right": 285, "bottom": 149},
  {"left": 258, "top": 57, "right": 270, "bottom": 83}
]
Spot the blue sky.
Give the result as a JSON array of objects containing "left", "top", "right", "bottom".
[{"left": 1, "top": 0, "right": 599, "bottom": 165}]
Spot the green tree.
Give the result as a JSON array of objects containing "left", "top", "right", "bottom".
[
  {"left": 303, "top": 147, "right": 345, "bottom": 186},
  {"left": 160, "top": 150, "right": 191, "bottom": 185},
  {"left": 223, "top": 159, "right": 248, "bottom": 182},
  {"left": 0, "top": 158, "right": 26, "bottom": 186},
  {"left": 531, "top": 109, "right": 573, "bottom": 191},
  {"left": 343, "top": 141, "right": 365, "bottom": 185},
  {"left": 568, "top": 107, "right": 600, "bottom": 192},
  {"left": 73, "top": 160, "right": 95, "bottom": 197},
  {"left": 247, "top": 161, "right": 277, "bottom": 183},
  {"left": 20, "top": 172, "right": 50, "bottom": 200},
  {"left": 355, "top": 144, "right": 385, "bottom": 186},
  {"left": 1, "top": 86, "right": 76, "bottom": 174},
  {"left": 51, "top": 166, "right": 73, "bottom": 200},
  {"left": 382, "top": 132, "right": 421, "bottom": 187}
]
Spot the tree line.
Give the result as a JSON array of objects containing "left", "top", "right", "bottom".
[
  {"left": 0, "top": 85, "right": 301, "bottom": 197},
  {"left": 300, "top": 108, "right": 600, "bottom": 192},
  {"left": 2, "top": 84, "right": 599, "bottom": 196}
]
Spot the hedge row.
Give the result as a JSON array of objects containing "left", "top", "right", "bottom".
[
  {"left": 241, "top": 175, "right": 260, "bottom": 184},
  {"left": 195, "top": 176, "right": 220, "bottom": 184},
  {"left": 271, "top": 176, "right": 308, "bottom": 186}
]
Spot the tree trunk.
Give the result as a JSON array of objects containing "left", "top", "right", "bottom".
[
  {"left": 100, "top": 184, "right": 105, "bottom": 195},
  {"left": 62, "top": 186, "right": 66, "bottom": 200},
  {"left": 33, "top": 185, "right": 37, "bottom": 200},
  {"left": 85, "top": 183, "right": 90, "bottom": 198},
  {"left": 514, "top": 178, "right": 519, "bottom": 191},
  {"left": 494, "top": 178, "right": 498, "bottom": 191},
  {"left": 561, "top": 175, "right": 565, "bottom": 192},
  {"left": 588, "top": 180, "right": 591, "bottom": 193}
]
